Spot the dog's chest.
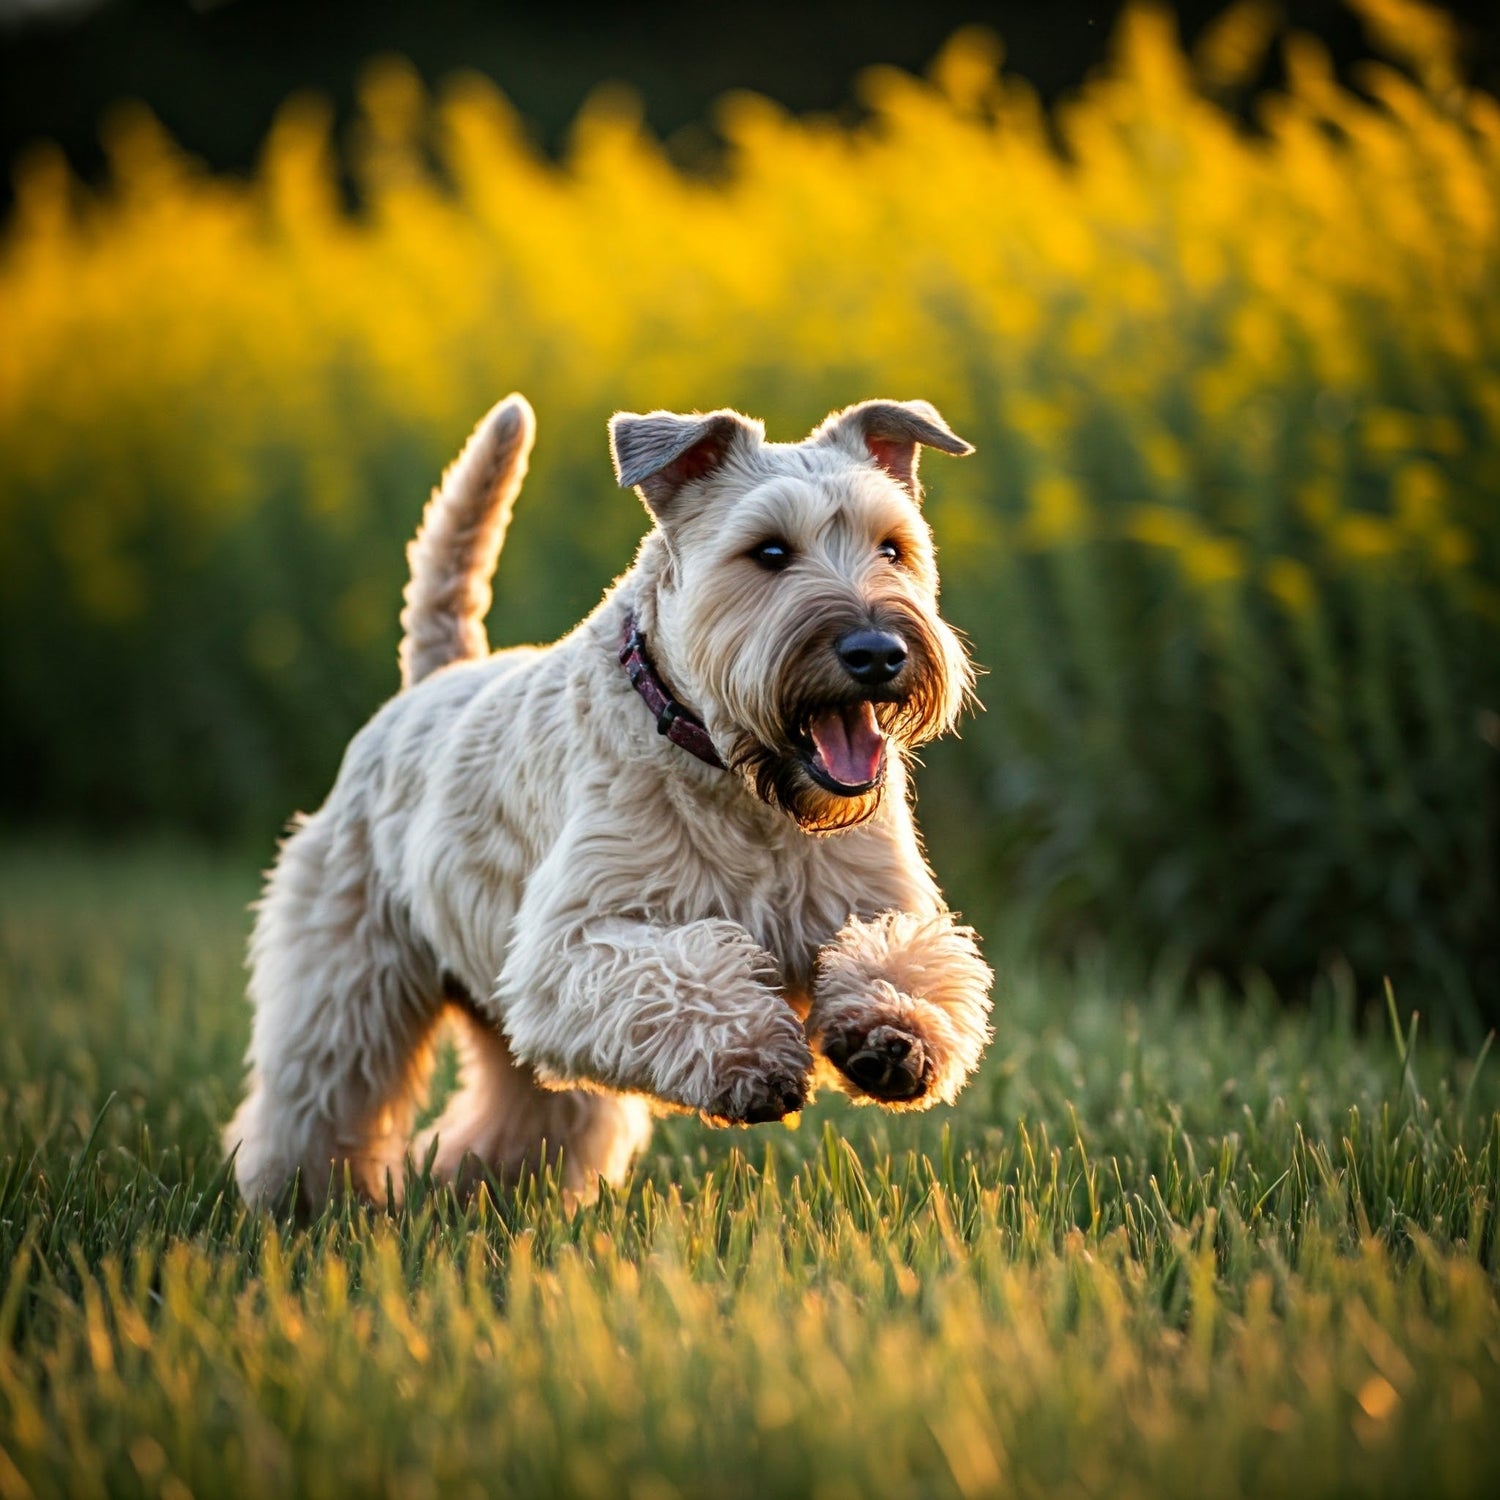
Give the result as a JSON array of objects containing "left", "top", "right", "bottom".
[
  {"left": 640, "top": 762, "right": 921, "bottom": 995},
  {"left": 689, "top": 817, "right": 871, "bottom": 991}
]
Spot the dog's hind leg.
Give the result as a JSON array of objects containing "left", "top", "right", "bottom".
[
  {"left": 224, "top": 810, "right": 445, "bottom": 1210},
  {"left": 414, "top": 1001, "right": 654, "bottom": 1201}
]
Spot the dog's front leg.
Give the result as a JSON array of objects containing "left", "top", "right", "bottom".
[
  {"left": 808, "top": 912, "right": 993, "bottom": 1109},
  {"left": 499, "top": 913, "right": 812, "bottom": 1124}
]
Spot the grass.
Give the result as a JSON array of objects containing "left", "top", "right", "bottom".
[{"left": 1, "top": 843, "right": 1498, "bottom": 1499}]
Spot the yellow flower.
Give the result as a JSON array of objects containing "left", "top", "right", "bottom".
[
  {"left": 1126, "top": 505, "right": 1243, "bottom": 589},
  {"left": 1025, "top": 474, "right": 1090, "bottom": 546},
  {"left": 928, "top": 26, "right": 1004, "bottom": 114},
  {"left": 1332, "top": 515, "right": 1402, "bottom": 560},
  {"left": 1265, "top": 557, "right": 1315, "bottom": 615},
  {"left": 1432, "top": 525, "right": 1475, "bottom": 571},
  {"left": 1181, "top": 536, "right": 1246, "bottom": 588},
  {"left": 1296, "top": 478, "right": 1341, "bottom": 526},
  {"left": 3, "top": 10, "right": 1499, "bottom": 681},
  {"left": 1141, "top": 431, "right": 1185, "bottom": 485},
  {"left": 1348, "top": 0, "right": 1461, "bottom": 93},
  {"left": 1126, "top": 504, "right": 1200, "bottom": 553},
  {"left": 1392, "top": 461, "right": 1446, "bottom": 534},
  {"left": 1361, "top": 408, "right": 1423, "bottom": 456}
]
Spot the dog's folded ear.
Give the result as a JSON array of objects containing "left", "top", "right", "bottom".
[
  {"left": 610, "top": 409, "right": 765, "bottom": 516},
  {"left": 812, "top": 399, "right": 973, "bottom": 501}
]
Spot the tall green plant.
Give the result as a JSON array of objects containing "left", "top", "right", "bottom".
[{"left": 1, "top": 5, "right": 1496, "bottom": 1017}]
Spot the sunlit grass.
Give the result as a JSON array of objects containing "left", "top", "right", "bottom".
[{"left": 1, "top": 845, "right": 1497, "bottom": 1498}]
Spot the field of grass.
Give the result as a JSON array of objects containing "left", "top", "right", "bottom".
[{"left": 1, "top": 844, "right": 1497, "bottom": 1499}]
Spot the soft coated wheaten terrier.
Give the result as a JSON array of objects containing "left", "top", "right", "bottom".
[{"left": 225, "top": 393, "right": 994, "bottom": 1207}]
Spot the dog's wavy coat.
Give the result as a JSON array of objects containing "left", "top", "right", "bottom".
[{"left": 225, "top": 395, "right": 994, "bottom": 1206}]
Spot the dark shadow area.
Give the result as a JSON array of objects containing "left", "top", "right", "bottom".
[{"left": 5, "top": 0, "right": 1499, "bottom": 207}]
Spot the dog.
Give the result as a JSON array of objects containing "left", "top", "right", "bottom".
[{"left": 224, "top": 393, "right": 994, "bottom": 1207}]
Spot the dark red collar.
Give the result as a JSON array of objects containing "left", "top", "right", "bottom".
[{"left": 618, "top": 613, "right": 725, "bottom": 770}]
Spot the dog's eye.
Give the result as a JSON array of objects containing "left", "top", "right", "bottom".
[
  {"left": 751, "top": 540, "right": 793, "bottom": 572},
  {"left": 877, "top": 539, "right": 901, "bottom": 564}
]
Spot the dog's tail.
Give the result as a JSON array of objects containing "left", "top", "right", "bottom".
[{"left": 399, "top": 393, "right": 536, "bottom": 689}]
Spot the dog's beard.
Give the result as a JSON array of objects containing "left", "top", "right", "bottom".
[
  {"left": 730, "top": 737, "right": 884, "bottom": 834},
  {"left": 722, "top": 602, "right": 968, "bottom": 834}
]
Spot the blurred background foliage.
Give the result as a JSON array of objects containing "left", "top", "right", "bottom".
[{"left": 1, "top": 0, "right": 1497, "bottom": 1026}]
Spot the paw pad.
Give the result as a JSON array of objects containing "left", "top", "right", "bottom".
[
  {"left": 824, "top": 1021, "right": 934, "bottom": 1102},
  {"left": 706, "top": 1068, "right": 808, "bottom": 1126}
]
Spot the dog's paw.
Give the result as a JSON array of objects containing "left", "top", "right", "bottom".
[
  {"left": 820, "top": 1013, "right": 936, "bottom": 1104},
  {"left": 701, "top": 1025, "right": 813, "bottom": 1126},
  {"left": 703, "top": 1068, "right": 808, "bottom": 1126}
]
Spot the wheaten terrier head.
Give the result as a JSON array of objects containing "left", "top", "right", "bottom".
[{"left": 610, "top": 399, "right": 977, "bottom": 833}]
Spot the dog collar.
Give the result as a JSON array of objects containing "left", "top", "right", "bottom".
[{"left": 618, "top": 614, "right": 725, "bottom": 770}]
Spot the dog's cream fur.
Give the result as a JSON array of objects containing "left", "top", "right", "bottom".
[{"left": 225, "top": 393, "right": 993, "bottom": 1207}]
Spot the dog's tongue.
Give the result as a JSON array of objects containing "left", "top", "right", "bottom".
[{"left": 808, "top": 703, "right": 885, "bottom": 788}]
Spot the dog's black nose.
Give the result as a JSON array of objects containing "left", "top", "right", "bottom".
[{"left": 835, "top": 629, "right": 907, "bottom": 686}]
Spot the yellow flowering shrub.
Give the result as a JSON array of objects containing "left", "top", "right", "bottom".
[{"left": 1, "top": 3, "right": 1495, "bottom": 1017}]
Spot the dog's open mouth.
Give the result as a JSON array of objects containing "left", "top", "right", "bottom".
[{"left": 800, "top": 703, "right": 887, "bottom": 796}]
